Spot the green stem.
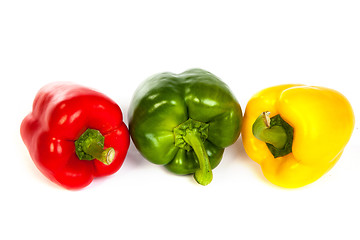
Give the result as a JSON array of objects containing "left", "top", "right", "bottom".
[
  {"left": 75, "top": 129, "right": 115, "bottom": 165},
  {"left": 183, "top": 129, "right": 213, "bottom": 186},
  {"left": 83, "top": 142, "right": 115, "bottom": 165},
  {"left": 252, "top": 111, "right": 294, "bottom": 158},
  {"left": 252, "top": 112, "right": 287, "bottom": 149}
]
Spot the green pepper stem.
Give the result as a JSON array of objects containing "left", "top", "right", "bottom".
[
  {"left": 83, "top": 143, "right": 115, "bottom": 165},
  {"left": 183, "top": 129, "right": 213, "bottom": 186},
  {"left": 252, "top": 112, "right": 287, "bottom": 149}
]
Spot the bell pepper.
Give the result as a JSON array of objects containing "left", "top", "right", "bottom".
[
  {"left": 128, "top": 69, "right": 242, "bottom": 185},
  {"left": 242, "top": 84, "right": 355, "bottom": 188},
  {"left": 20, "top": 82, "right": 130, "bottom": 190}
]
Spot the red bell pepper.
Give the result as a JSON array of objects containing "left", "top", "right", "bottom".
[{"left": 20, "top": 82, "right": 130, "bottom": 190}]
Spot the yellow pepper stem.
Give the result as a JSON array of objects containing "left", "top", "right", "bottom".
[{"left": 252, "top": 112, "right": 294, "bottom": 158}]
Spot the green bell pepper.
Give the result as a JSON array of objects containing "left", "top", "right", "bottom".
[{"left": 128, "top": 69, "right": 243, "bottom": 185}]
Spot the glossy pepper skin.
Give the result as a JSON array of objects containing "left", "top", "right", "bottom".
[
  {"left": 242, "top": 84, "right": 355, "bottom": 188},
  {"left": 21, "top": 82, "right": 130, "bottom": 190},
  {"left": 128, "top": 69, "right": 242, "bottom": 185}
]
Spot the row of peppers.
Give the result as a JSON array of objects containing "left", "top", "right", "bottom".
[{"left": 20, "top": 69, "right": 355, "bottom": 190}]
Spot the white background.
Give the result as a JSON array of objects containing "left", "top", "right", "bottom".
[{"left": 1, "top": 1, "right": 359, "bottom": 239}]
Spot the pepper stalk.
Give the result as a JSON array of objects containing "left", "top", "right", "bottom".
[
  {"left": 174, "top": 118, "right": 213, "bottom": 186},
  {"left": 252, "top": 112, "right": 294, "bottom": 158},
  {"left": 75, "top": 128, "right": 115, "bottom": 165}
]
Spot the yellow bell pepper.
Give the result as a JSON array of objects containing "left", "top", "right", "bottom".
[{"left": 242, "top": 84, "right": 355, "bottom": 188}]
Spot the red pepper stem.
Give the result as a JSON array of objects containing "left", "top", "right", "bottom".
[
  {"left": 84, "top": 143, "right": 115, "bottom": 165},
  {"left": 75, "top": 128, "right": 115, "bottom": 165},
  {"left": 183, "top": 129, "right": 213, "bottom": 186}
]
